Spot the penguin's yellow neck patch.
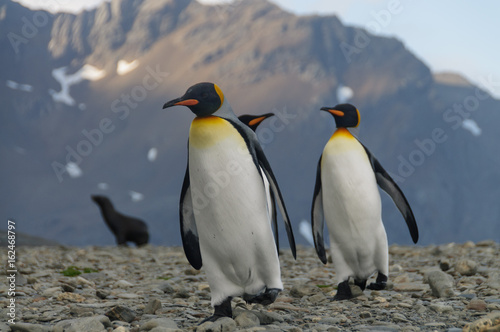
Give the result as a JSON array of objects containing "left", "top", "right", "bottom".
[
  {"left": 330, "top": 127, "right": 355, "bottom": 141},
  {"left": 189, "top": 116, "right": 235, "bottom": 149},
  {"left": 324, "top": 127, "right": 363, "bottom": 156},
  {"left": 214, "top": 84, "right": 224, "bottom": 105}
]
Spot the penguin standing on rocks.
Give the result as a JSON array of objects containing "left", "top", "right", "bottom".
[
  {"left": 91, "top": 195, "right": 149, "bottom": 246},
  {"left": 162, "top": 83, "right": 296, "bottom": 322},
  {"left": 311, "top": 103, "right": 418, "bottom": 300}
]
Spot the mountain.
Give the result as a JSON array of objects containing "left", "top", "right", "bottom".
[{"left": 1, "top": 0, "right": 499, "bottom": 246}]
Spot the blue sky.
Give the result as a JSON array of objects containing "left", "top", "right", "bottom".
[{"left": 14, "top": 0, "right": 500, "bottom": 98}]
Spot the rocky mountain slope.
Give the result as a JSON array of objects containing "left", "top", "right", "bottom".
[{"left": 1, "top": 0, "right": 499, "bottom": 246}]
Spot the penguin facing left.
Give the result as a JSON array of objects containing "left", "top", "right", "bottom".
[
  {"left": 311, "top": 103, "right": 418, "bottom": 300},
  {"left": 91, "top": 195, "right": 149, "bottom": 246},
  {"left": 162, "top": 83, "right": 296, "bottom": 322}
]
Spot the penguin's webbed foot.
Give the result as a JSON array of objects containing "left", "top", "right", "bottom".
[
  {"left": 367, "top": 281, "right": 386, "bottom": 290},
  {"left": 367, "top": 272, "right": 388, "bottom": 290},
  {"left": 243, "top": 288, "right": 280, "bottom": 305},
  {"left": 332, "top": 280, "right": 353, "bottom": 301},
  {"left": 199, "top": 297, "right": 232, "bottom": 325},
  {"left": 354, "top": 279, "right": 367, "bottom": 291}
]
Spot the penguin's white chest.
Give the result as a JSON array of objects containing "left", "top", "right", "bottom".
[
  {"left": 187, "top": 116, "right": 281, "bottom": 302},
  {"left": 188, "top": 117, "right": 266, "bottom": 220},
  {"left": 321, "top": 129, "right": 383, "bottom": 241}
]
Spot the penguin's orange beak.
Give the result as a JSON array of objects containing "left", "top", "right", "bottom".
[
  {"left": 320, "top": 107, "right": 344, "bottom": 117},
  {"left": 163, "top": 98, "right": 199, "bottom": 109},
  {"left": 174, "top": 99, "right": 199, "bottom": 106}
]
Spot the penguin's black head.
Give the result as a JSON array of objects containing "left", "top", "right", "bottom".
[
  {"left": 162, "top": 82, "right": 224, "bottom": 117},
  {"left": 320, "top": 103, "right": 360, "bottom": 128},
  {"left": 238, "top": 113, "right": 274, "bottom": 132}
]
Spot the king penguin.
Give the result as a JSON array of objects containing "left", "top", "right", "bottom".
[
  {"left": 238, "top": 113, "right": 274, "bottom": 132},
  {"left": 162, "top": 83, "right": 296, "bottom": 321},
  {"left": 311, "top": 103, "right": 418, "bottom": 300},
  {"left": 238, "top": 113, "right": 280, "bottom": 251}
]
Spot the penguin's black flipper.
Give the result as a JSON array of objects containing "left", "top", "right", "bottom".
[
  {"left": 361, "top": 144, "right": 419, "bottom": 244},
  {"left": 254, "top": 145, "right": 297, "bottom": 259},
  {"left": 269, "top": 187, "right": 280, "bottom": 254},
  {"left": 259, "top": 166, "right": 280, "bottom": 254},
  {"left": 311, "top": 155, "right": 327, "bottom": 264},
  {"left": 179, "top": 158, "right": 203, "bottom": 270}
]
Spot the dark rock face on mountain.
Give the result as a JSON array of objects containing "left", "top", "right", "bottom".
[{"left": 1, "top": 0, "right": 498, "bottom": 246}]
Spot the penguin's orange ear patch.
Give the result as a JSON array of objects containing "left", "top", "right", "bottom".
[
  {"left": 354, "top": 108, "right": 361, "bottom": 127},
  {"left": 214, "top": 84, "right": 225, "bottom": 104},
  {"left": 175, "top": 99, "right": 199, "bottom": 106}
]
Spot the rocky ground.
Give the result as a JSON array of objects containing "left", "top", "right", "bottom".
[{"left": 1, "top": 241, "right": 499, "bottom": 332}]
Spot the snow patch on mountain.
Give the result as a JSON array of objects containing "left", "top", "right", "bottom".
[
  {"left": 117, "top": 60, "right": 139, "bottom": 75},
  {"left": 147, "top": 148, "right": 158, "bottom": 162},
  {"left": 6, "top": 80, "right": 33, "bottom": 92},
  {"left": 462, "top": 119, "right": 482, "bottom": 136},
  {"left": 336, "top": 85, "right": 353, "bottom": 103},
  {"left": 49, "top": 65, "right": 105, "bottom": 106},
  {"left": 129, "top": 191, "right": 144, "bottom": 202},
  {"left": 66, "top": 162, "right": 83, "bottom": 178},
  {"left": 299, "top": 220, "right": 314, "bottom": 247},
  {"left": 97, "top": 183, "right": 109, "bottom": 190}
]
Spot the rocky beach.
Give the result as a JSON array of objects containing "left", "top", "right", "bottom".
[{"left": 1, "top": 241, "right": 499, "bottom": 332}]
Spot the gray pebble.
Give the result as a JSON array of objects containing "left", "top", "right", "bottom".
[
  {"left": 158, "top": 282, "right": 175, "bottom": 294},
  {"left": 196, "top": 317, "right": 236, "bottom": 332},
  {"left": 69, "top": 304, "right": 94, "bottom": 317},
  {"left": 140, "top": 318, "right": 178, "bottom": 330},
  {"left": 308, "top": 292, "right": 327, "bottom": 304},
  {"left": 41, "top": 286, "right": 62, "bottom": 298},
  {"left": 290, "top": 284, "right": 317, "bottom": 298},
  {"left": 359, "top": 311, "right": 371, "bottom": 318},
  {"left": 53, "top": 315, "right": 111, "bottom": 332},
  {"left": 96, "top": 289, "right": 110, "bottom": 299},
  {"left": 144, "top": 298, "right": 162, "bottom": 315},
  {"left": 425, "top": 270, "right": 455, "bottom": 298},
  {"left": 9, "top": 322, "right": 52, "bottom": 332},
  {"left": 455, "top": 259, "right": 478, "bottom": 276},
  {"left": 234, "top": 311, "right": 260, "bottom": 328},
  {"left": 429, "top": 303, "right": 454, "bottom": 313},
  {"left": 105, "top": 305, "right": 136, "bottom": 323}
]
